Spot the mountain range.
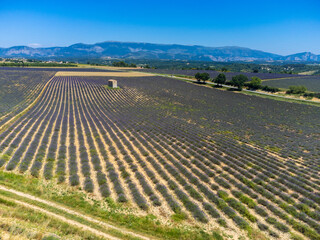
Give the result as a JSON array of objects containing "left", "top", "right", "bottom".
[{"left": 0, "top": 41, "right": 319, "bottom": 62}]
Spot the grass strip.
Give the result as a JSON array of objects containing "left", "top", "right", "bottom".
[
  {"left": 0, "top": 196, "right": 105, "bottom": 239},
  {"left": 0, "top": 190, "right": 141, "bottom": 240},
  {"left": 0, "top": 171, "right": 222, "bottom": 240}
]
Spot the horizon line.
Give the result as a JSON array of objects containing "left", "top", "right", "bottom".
[{"left": 0, "top": 40, "right": 318, "bottom": 57}]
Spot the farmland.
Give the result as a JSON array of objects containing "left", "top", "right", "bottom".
[
  {"left": 0, "top": 70, "right": 55, "bottom": 127},
  {"left": 132, "top": 68, "right": 320, "bottom": 94},
  {"left": 132, "top": 68, "right": 300, "bottom": 81},
  {"left": 0, "top": 68, "right": 320, "bottom": 240},
  {"left": 262, "top": 76, "right": 320, "bottom": 92}
]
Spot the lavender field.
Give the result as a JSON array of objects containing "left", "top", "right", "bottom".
[
  {"left": 0, "top": 70, "right": 55, "bottom": 126},
  {"left": 263, "top": 76, "right": 320, "bottom": 92},
  {"left": 0, "top": 70, "right": 319, "bottom": 239}
]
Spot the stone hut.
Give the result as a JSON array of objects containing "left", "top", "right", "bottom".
[{"left": 108, "top": 79, "right": 117, "bottom": 88}]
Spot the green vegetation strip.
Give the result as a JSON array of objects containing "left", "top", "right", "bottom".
[
  {"left": 103, "top": 85, "right": 121, "bottom": 90},
  {"left": 0, "top": 190, "right": 140, "bottom": 240},
  {"left": 0, "top": 171, "right": 223, "bottom": 240},
  {"left": 240, "top": 90, "right": 320, "bottom": 107},
  {"left": 0, "top": 196, "right": 105, "bottom": 239}
]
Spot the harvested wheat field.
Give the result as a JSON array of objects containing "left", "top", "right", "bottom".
[{"left": 55, "top": 71, "right": 153, "bottom": 77}]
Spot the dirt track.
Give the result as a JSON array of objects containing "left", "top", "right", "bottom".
[{"left": 0, "top": 185, "right": 151, "bottom": 240}]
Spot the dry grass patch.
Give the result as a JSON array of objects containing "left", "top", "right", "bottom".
[
  {"left": 77, "top": 64, "right": 138, "bottom": 70},
  {"left": 55, "top": 71, "right": 153, "bottom": 77}
]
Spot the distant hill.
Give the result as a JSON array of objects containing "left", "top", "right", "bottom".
[
  {"left": 0, "top": 41, "right": 319, "bottom": 62},
  {"left": 282, "top": 52, "right": 320, "bottom": 62}
]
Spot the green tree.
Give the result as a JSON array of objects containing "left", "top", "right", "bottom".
[
  {"left": 231, "top": 74, "right": 248, "bottom": 90},
  {"left": 214, "top": 73, "right": 226, "bottom": 86},
  {"left": 221, "top": 67, "right": 228, "bottom": 72},
  {"left": 195, "top": 72, "right": 210, "bottom": 83},
  {"left": 112, "top": 61, "right": 128, "bottom": 67},
  {"left": 195, "top": 72, "right": 202, "bottom": 82},
  {"left": 200, "top": 72, "right": 210, "bottom": 83},
  {"left": 247, "top": 76, "right": 262, "bottom": 90}
]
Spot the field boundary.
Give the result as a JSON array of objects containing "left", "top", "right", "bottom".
[
  {"left": 0, "top": 75, "right": 55, "bottom": 134},
  {"left": 260, "top": 76, "right": 305, "bottom": 81}
]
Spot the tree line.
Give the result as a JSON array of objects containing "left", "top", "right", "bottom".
[{"left": 195, "top": 72, "right": 262, "bottom": 91}]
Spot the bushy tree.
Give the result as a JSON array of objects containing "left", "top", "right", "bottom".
[
  {"left": 286, "top": 85, "right": 307, "bottom": 94},
  {"left": 201, "top": 72, "right": 210, "bottom": 82},
  {"left": 231, "top": 74, "right": 248, "bottom": 90},
  {"left": 247, "top": 76, "right": 262, "bottom": 90},
  {"left": 261, "top": 85, "right": 280, "bottom": 93},
  {"left": 195, "top": 72, "right": 210, "bottom": 83},
  {"left": 112, "top": 61, "right": 128, "bottom": 67},
  {"left": 214, "top": 73, "right": 226, "bottom": 86},
  {"left": 195, "top": 72, "right": 202, "bottom": 82}
]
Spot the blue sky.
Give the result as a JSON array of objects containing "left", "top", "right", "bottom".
[{"left": 1, "top": 0, "right": 320, "bottom": 55}]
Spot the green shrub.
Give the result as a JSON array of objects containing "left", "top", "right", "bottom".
[
  {"left": 217, "top": 218, "right": 227, "bottom": 227},
  {"left": 239, "top": 195, "right": 257, "bottom": 208},
  {"left": 269, "top": 230, "right": 279, "bottom": 238},
  {"left": 275, "top": 222, "right": 289, "bottom": 233},
  {"left": 233, "top": 216, "right": 250, "bottom": 230},
  {"left": 266, "top": 217, "right": 277, "bottom": 224},
  {"left": 0, "top": 197, "right": 17, "bottom": 207},
  {"left": 254, "top": 206, "right": 268, "bottom": 217},
  {"left": 257, "top": 222, "right": 269, "bottom": 231},
  {"left": 171, "top": 211, "right": 188, "bottom": 222},
  {"left": 286, "top": 85, "right": 307, "bottom": 94},
  {"left": 42, "top": 234, "right": 60, "bottom": 240},
  {"left": 217, "top": 190, "right": 228, "bottom": 200},
  {"left": 212, "top": 232, "right": 224, "bottom": 240},
  {"left": 226, "top": 198, "right": 256, "bottom": 222}
]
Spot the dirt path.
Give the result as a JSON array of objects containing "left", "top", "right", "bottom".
[
  {"left": 11, "top": 199, "right": 121, "bottom": 240},
  {"left": 0, "top": 185, "right": 151, "bottom": 240}
]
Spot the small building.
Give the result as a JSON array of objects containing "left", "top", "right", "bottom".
[{"left": 108, "top": 79, "right": 117, "bottom": 88}]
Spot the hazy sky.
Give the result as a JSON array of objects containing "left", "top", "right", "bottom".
[{"left": 1, "top": 0, "right": 320, "bottom": 55}]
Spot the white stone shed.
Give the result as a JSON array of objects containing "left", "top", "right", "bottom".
[{"left": 108, "top": 79, "right": 117, "bottom": 88}]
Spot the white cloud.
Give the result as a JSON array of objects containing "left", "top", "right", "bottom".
[{"left": 28, "top": 43, "right": 42, "bottom": 48}]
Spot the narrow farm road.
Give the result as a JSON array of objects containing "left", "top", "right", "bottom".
[
  {"left": 12, "top": 199, "right": 122, "bottom": 240},
  {"left": 0, "top": 185, "right": 152, "bottom": 240}
]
